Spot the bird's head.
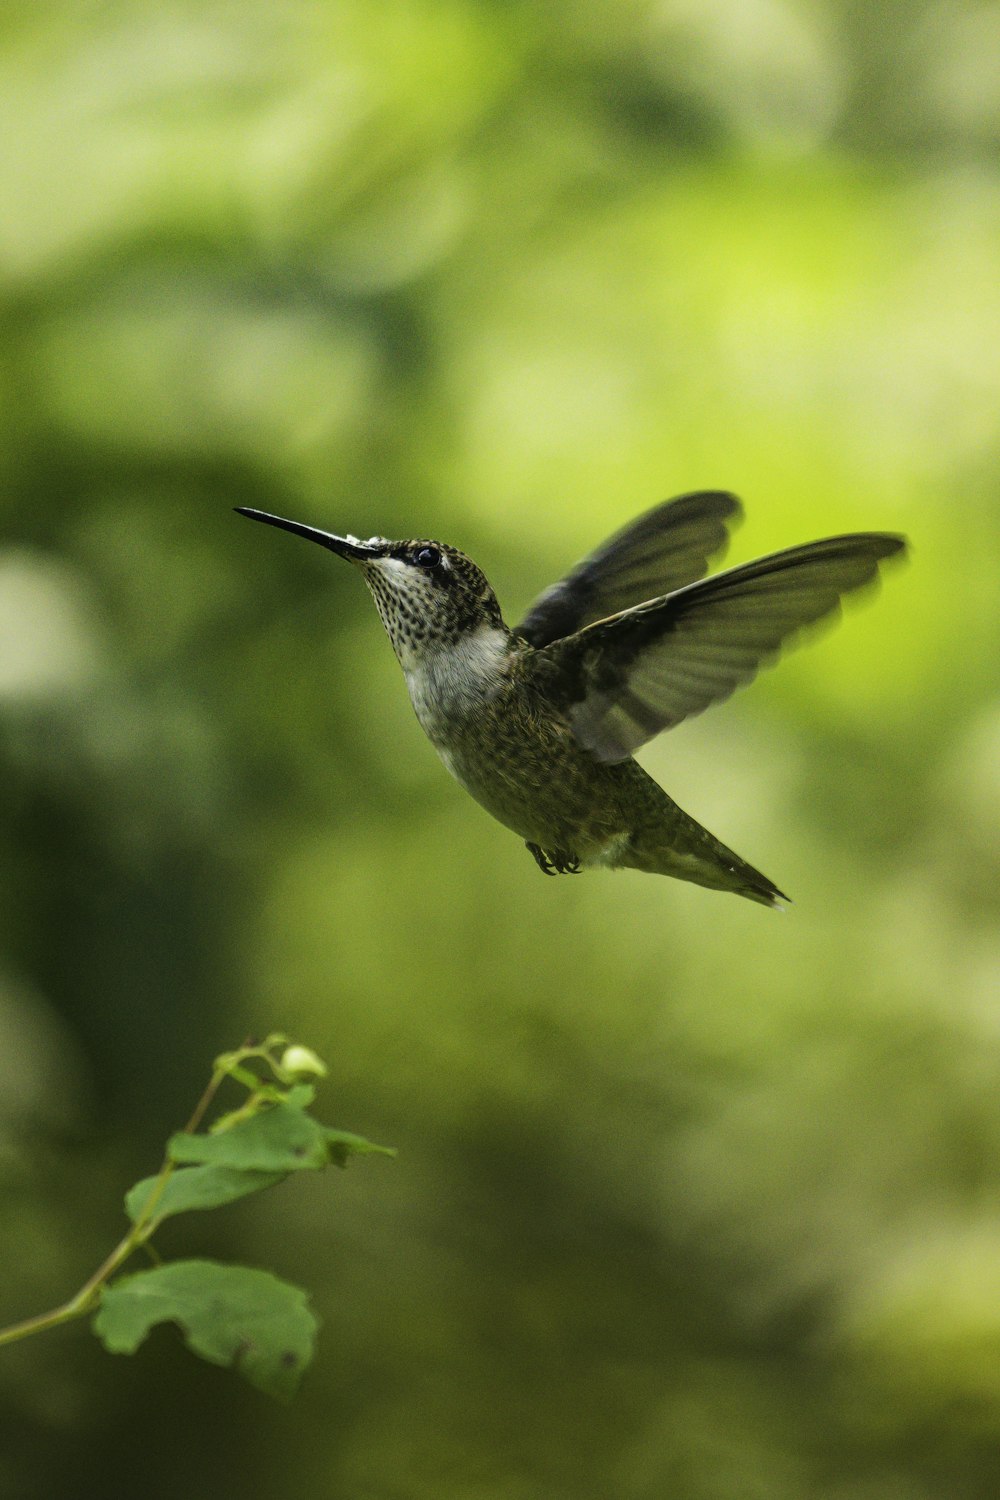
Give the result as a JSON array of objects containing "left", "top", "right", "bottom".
[{"left": 236, "top": 508, "right": 504, "bottom": 663}]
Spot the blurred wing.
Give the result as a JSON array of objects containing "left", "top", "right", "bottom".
[
  {"left": 515, "top": 491, "right": 742, "bottom": 648},
  {"left": 541, "top": 533, "right": 907, "bottom": 763}
]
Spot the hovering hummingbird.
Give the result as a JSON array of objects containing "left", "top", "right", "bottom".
[{"left": 237, "top": 494, "right": 905, "bottom": 906}]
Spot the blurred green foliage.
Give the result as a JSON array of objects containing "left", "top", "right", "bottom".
[{"left": 1, "top": 1, "right": 999, "bottom": 1496}]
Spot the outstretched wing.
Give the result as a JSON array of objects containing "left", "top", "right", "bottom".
[
  {"left": 539, "top": 532, "right": 907, "bottom": 763},
  {"left": 515, "top": 491, "right": 742, "bottom": 648}
]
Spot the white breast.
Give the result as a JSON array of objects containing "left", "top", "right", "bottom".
[{"left": 403, "top": 626, "right": 509, "bottom": 742}]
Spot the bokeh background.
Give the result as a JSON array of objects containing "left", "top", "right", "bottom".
[{"left": 2, "top": 1, "right": 999, "bottom": 1496}]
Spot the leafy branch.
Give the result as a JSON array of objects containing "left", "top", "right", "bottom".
[{"left": 0, "top": 1035, "right": 393, "bottom": 1399}]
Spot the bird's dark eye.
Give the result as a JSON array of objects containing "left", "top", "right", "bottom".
[{"left": 413, "top": 545, "right": 441, "bottom": 569}]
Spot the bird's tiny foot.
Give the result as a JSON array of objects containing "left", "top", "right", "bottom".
[
  {"left": 526, "top": 842, "right": 556, "bottom": 875},
  {"left": 525, "top": 842, "right": 581, "bottom": 876}
]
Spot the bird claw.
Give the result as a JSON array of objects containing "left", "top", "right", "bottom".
[{"left": 526, "top": 843, "right": 581, "bottom": 876}]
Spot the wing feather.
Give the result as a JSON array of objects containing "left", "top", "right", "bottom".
[
  {"left": 515, "top": 491, "right": 742, "bottom": 647},
  {"left": 540, "top": 532, "right": 907, "bottom": 763}
]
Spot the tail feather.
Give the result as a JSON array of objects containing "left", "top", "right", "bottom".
[{"left": 623, "top": 799, "right": 790, "bottom": 908}]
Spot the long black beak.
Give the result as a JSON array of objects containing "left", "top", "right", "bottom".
[{"left": 235, "top": 507, "right": 385, "bottom": 561}]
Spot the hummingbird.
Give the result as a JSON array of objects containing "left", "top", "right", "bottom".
[{"left": 237, "top": 493, "right": 905, "bottom": 907}]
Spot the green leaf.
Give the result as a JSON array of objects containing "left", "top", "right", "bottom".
[
  {"left": 169, "top": 1098, "right": 329, "bottom": 1171},
  {"left": 323, "top": 1127, "right": 397, "bottom": 1167},
  {"left": 93, "top": 1260, "right": 317, "bottom": 1400},
  {"left": 284, "top": 1084, "right": 317, "bottom": 1109},
  {"left": 124, "top": 1165, "right": 286, "bottom": 1226},
  {"left": 167, "top": 1098, "right": 393, "bottom": 1174}
]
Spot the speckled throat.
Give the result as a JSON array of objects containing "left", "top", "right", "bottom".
[{"left": 357, "top": 548, "right": 506, "bottom": 668}]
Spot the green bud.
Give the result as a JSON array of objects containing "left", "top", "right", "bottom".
[{"left": 279, "top": 1045, "right": 327, "bottom": 1081}]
